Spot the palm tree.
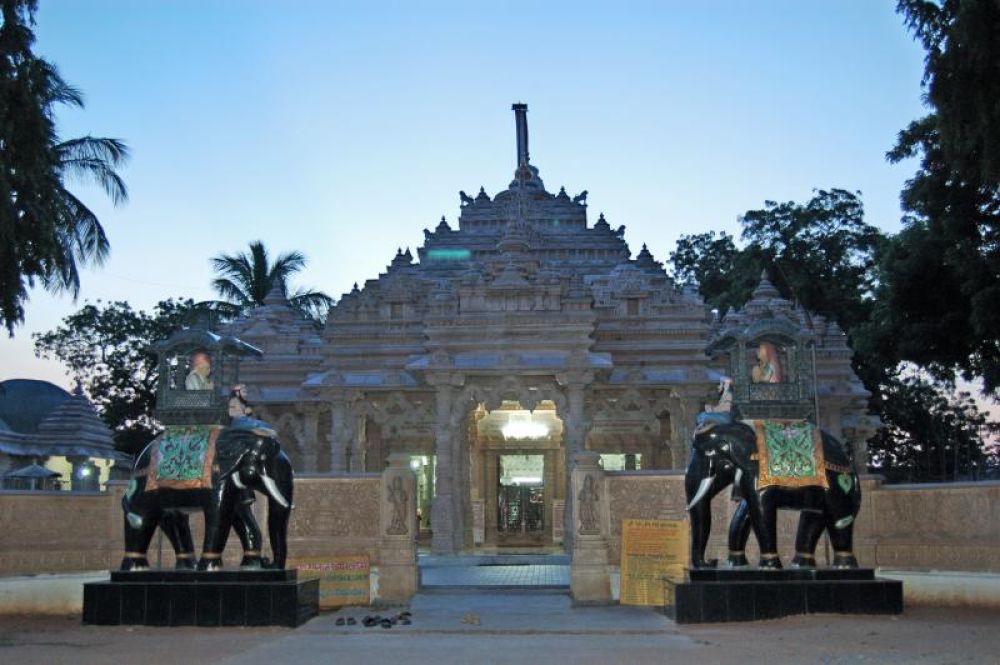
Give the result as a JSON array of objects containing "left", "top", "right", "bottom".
[
  {"left": 206, "top": 240, "right": 334, "bottom": 324},
  {"left": 0, "top": 0, "right": 129, "bottom": 333}
]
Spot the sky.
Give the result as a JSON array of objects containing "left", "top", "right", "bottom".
[{"left": 0, "top": 0, "right": 929, "bottom": 387}]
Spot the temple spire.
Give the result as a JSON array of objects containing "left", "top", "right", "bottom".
[{"left": 513, "top": 103, "right": 529, "bottom": 167}]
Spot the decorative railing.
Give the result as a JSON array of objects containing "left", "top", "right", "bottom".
[
  {"left": 161, "top": 390, "right": 220, "bottom": 410},
  {"left": 747, "top": 383, "right": 801, "bottom": 402}
]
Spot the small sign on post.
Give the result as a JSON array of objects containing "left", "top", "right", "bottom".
[
  {"left": 619, "top": 519, "right": 689, "bottom": 606},
  {"left": 294, "top": 555, "right": 371, "bottom": 609}
]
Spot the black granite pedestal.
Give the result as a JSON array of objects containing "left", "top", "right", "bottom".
[
  {"left": 664, "top": 568, "right": 903, "bottom": 624},
  {"left": 83, "top": 569, "right": 319, "bottom": 627}
]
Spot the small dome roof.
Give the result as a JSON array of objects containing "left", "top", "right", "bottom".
[{"left": 0, "top": 379, "right": 72, "bottom": 434}]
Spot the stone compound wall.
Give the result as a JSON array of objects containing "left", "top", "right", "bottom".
[
  {"left": 603, "top": 473, "right": 1000, "bottom": 572},
  {"left": 0, "top": 460, "right": 418, "bottom": 602}
]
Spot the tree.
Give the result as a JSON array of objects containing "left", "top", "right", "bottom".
[
  {"left": 868, "top": 371, "right": 999, "bottom": 483},
  {"left": 670, "top": 231, "right": 763, "bottom": 317},
  {"left": 206, "top": 240, "right": 333, "bottom": 324},
  {"left": 669, "top": 189, "right": 998, "bottom": 482},
  {"left": 671, "top": 189, "right": 883, "bottom": 334},
  {"left": 877, "top": 1, "right": 1000, "bottom": 393},
  {"left": 897, "top": 0, "right": 1000, "bottom": 184},
  {"left": 0, "top": 0, "right": 129, "bottom": 333},
  {"left": 33, "top": 299, "right": 194, "bottom": 454}
]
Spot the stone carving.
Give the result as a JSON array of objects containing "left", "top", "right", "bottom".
[
  {"left": 577, "top": 474, "right": 600, "bottom": 535},
  {"left": 387, "top": 476, "right": 409, "bottom": 535}
]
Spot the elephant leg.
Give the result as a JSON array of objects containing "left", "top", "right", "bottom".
[
  {"left": 826, "top": 513, "right": 859, "bottom": 568},
  {"left": 198, "top": 491, "right": 236, "bottom": 571},
  {"left": 121, "top": 510, "right": 160, "bottom": 571},
  {"left": 726, "top": 500, "right": 751, "bottom": 567},
  {"left": 160, "top": 512, "right": 196, "bottom": 569},
  {"left": 791, "top": 510, "right": 825, "bottom": 568},
  {"left": 231, "top": 495, "right": 265, "bottom": 569},
  {"left": 754, "top": 489, "right": 782, "bottom": 569}
]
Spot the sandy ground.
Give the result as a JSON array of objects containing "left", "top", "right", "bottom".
[{"left": 1, "top": 601, "right": 998, "bottom": 665}]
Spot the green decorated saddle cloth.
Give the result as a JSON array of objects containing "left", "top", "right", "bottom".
[
  {"left": 146, "top": 425, "right": 222, "bottom": 490},
  {"left": 746, "top": 419, "right": 828, "bottom": 490}
]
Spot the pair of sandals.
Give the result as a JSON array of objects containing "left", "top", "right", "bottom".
[{"left": 336, "top": 611, "right": 412, "bottom": 628}]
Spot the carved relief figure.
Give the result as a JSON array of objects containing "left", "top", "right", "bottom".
[
  {"left": 387, "top": 476, "right": 409, "bottom": 535},
  {"left": 185, "top": 351, "right": 214, "bottom": 390},
  {"left": 751, "top": 342, "right": 783, "bottom": 384},
  {"left": 578, "top": 474, "right": 600, "bottom": 535}
]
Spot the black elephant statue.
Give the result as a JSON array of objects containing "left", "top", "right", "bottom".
[
  {"left": 121, "top": 424, "right": 293, "bottom": 571},
  {"left": 686, "top": 419, "right": 861, "bottom": 570}
]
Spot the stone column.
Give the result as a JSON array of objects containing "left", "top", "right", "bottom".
[
  {"left": 559, "top": 375, "right": 592, "bottom": 553},
  {"left": 569, "top": 451, "right": 611, "bottom": 604},
  {"left": 378, "top": 453, "right": 418, "bottom": 602},
  {"left": 430, "top": 380, "right": 458, "bottom": 554}
]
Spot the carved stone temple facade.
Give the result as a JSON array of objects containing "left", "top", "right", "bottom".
[{"left": 224, "top": 105, "right": 870, "bottom": 554}]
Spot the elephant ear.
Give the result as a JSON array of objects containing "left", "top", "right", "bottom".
[
  {"left": 723, "top": 422, "right": 757, "bottom": 468},
  {"left": 214, "top": 428, "right": 255, "bottom": 477}
]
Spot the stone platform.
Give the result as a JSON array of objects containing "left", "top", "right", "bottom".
[
  {"left": 82, "top": 569, "right": 318, "bottom": 627},
  {"left": 664, "top": 568, "right": 903, "bottom": 624}
]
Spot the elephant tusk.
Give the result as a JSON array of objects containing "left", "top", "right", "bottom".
[
  {"left": 687, "top": 475, "right": 716, "bottom": 511},
  {"left": 734, "top": 468, "right": 743, "bottom": 487},
  {"left": 232, "top": 473, "right": 247, "bottom": 490},
  {"left": 260, "top": 472, "right": 290, "bottom": 509}
]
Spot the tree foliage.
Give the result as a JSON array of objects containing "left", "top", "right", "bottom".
[
  {"left": 671, "top": 189, "right": 882, "bottom": 334},
  {"left": 897, "top": 0, "right": 1000, "bottom": 184},
  {"left": 0, "top": 0, "right": 129, "bottom": 333},
  {"left": 33, "top": 299, "right": 194, "bottom": 454},
  {"left": 875, "top": 1, "right": 1000, "bottom": 393},
  {"left": 869, "top": 371, "right": 998, "bottom": 482},
  {"left": 205, "top": 240, "right": 333, "bottom": 324}
]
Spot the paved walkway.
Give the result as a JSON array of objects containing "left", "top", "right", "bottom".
[{"left": 2, "top": 595, "right": 999, "bottom": 665}]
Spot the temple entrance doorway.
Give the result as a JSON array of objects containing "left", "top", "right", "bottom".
[
  {"left": 469, "top": 400, "right": 566, "bottom": 551},
  {"left": 497, "top": 454, "right": 545, "bottom": 546}
]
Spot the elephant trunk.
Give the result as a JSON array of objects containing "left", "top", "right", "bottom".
[{"left": 263, "top": 453, "right": 294, "bottom": 569}]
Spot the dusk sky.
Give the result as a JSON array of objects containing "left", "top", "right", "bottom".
[{"left": 1, "top": 1, "right": 927, "bottom": 386}]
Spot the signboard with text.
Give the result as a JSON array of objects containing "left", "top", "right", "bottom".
[
  {"left": 619, "top": 519, "right": 689, "bottom": 606},
  {"left": 294, "top": 555, "right": 370, "bottom": 608}
]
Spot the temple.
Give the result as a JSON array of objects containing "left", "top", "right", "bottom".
[{"left": 224, "top": 105, "right": 870, "bottom": 554}]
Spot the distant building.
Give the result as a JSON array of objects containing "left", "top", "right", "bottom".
[
  {"left": 220, "top": 105, "right": 871, "bottom": 553},
  {"left": 0, "top": 379, "right": 129, "bottom": 491}
]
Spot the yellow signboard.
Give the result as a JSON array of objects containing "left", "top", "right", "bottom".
[
  {"left": 294, "top": 555, "right": 370, "bottom": 609},
  {"left": 620, "top": 519, "right": 689, "bottom": 606}
]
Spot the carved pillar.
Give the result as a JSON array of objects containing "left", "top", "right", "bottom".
[
  {"left": 378, "top": 452, "right": 418, "bottom": 601},
  {"left": 429, "top": 376, "right": 463, "bottom": 554},
  {"left": 558, "top": 373, "right": 593, "bottom": 554},
  {"left": 569, "top": 451, "right": 611, "bottom": 604}
]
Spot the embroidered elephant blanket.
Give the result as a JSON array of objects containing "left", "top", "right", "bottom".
[
  {"left": 748, "top": 419, "right": 828, "bottom": 490},
  {"left": 146, "top": 425, "right": 222, "bottom": 490}
]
